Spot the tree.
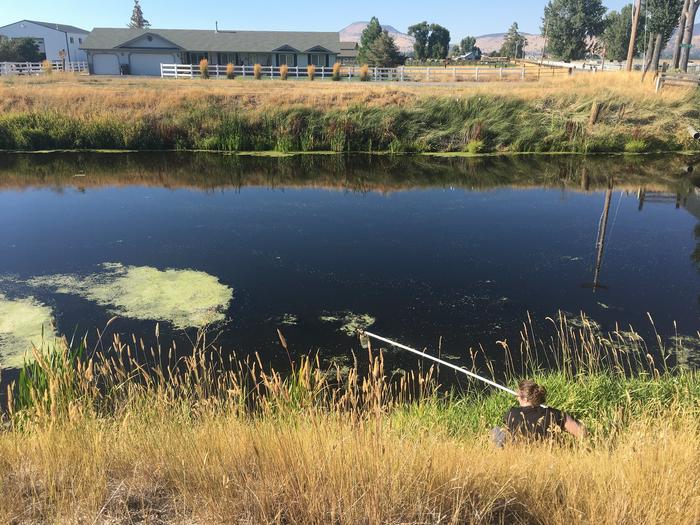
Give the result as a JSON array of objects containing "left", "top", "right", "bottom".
[
  {"left": 672, "top": 0, "right": 692, "bottom": 68},
  {"left": 679, "top": 0, "right": 700, "bottom": 70},
  {"left": 460, "top": 36, "right": 477, "bottom": 54},
  {"left": 129, "top": 0, "right": 150, "bottom": 29},
  {"left": 408, "top": 21, "right": 430, "bottom": 60},
  {"left": 365, "top": 31, "right": 402, "bottom": 67},
  {"left": 542, "top": 0, "right": 607, "bottom": 61},
  {"left": 358, "top": 17, "right": 383, "bottom": 64},
  {"left": 500, "top": 22, "right": 528, "bottom": 58},
  {"left": 603, "top": 4, "right": 645, "bottom": 62},
  {"left": 642, "top": 0, "right": 684, "bottom": 76},
  {"left": 0, "top": 36, "right": 42, "bottom": 61},
  {"left": 427, "top": 24, "right": 451, "bottom": 59}
]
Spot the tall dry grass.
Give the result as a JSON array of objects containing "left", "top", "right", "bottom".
[{"left": 1, "top": 314, "right": 699, "bottom": 522}]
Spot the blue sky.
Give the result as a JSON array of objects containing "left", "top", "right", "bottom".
[{"left": 2, "top": 0, "right": 631, "bottom": 37}]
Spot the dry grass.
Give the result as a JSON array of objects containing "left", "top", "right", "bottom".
[
  {"left": 1, "top": 314, "right": 700, "bottom": 523},
  {"left": 0, "top": 71, "right": 692, "bottom": 114},
  {"left": 1, "top": 414, "right": 698, "bottom": 524}
]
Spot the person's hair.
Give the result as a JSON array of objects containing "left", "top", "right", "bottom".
[{"left": 518, "top": 380, "right": 546, "bottom": 405}]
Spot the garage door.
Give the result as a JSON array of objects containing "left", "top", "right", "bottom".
[
  {"left": 92, "top": 54, "right": 120, "bottom": 75},
  {"left": 130, "top": 54, "right": 176, "bottom": 76}
]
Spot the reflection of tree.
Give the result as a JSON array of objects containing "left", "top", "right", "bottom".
[
  {"left": 592, "top": 180, "right": 613, "bottom": 291},
  {"left": 693, "top": 223, "right": 700, "bottom": 270}
]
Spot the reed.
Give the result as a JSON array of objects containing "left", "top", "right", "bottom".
[
  {"left": 279, "top": 63, "right": 288, "bottom": 81},
  {"left": 1, "top": 313, "right": 699, "bottom": 522},
  {"left": 307, "top": 64, "right": 316, "bottom": 81},
  {"left": 41, "top": 59, "right": 52, "bottom": 75},
  {"left": 254, "top": 63, "right": 263, "bottom": 80}
]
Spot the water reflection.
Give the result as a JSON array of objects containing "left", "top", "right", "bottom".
[{"left": 1, "top": 152, "right": 699, "bottom": 372}]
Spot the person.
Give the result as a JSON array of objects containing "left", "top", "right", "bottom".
[{"left": 491, "top": 379, "right": 585, "bottom": 446}]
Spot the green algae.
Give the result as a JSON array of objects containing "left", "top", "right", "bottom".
[
  {"left": 320, "top": 312, "right": 376, "bottom": 336},
  {"left": 28, "top": 263, "right": 233, "bottom": 329},
  {"left": 0, "top": 294, "right": 57, "bottom": 368}
]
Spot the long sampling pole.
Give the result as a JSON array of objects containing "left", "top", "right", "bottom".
[{"left": 360, "top": 331, "right": 517, "bottom": 397}]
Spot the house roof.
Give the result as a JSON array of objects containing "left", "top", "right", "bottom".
[
  {"left": 339, "top": 41, "right": 358, "bottom": 58},
  {"left": 83, "top": 28, "right": 341, "bottom": 53},
  {"left": 20, "top": 20, "right": 89, "bottom": 34}
]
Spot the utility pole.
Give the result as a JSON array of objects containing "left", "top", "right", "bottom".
[{"left": 626, "top": 0, "right": 642, "bottom": 72}]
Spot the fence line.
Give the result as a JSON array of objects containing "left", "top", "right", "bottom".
[
  {"left": 0, "top": 61, "right": 88, "bottom": 76},
  {"left": 161, "top": 63, "right": 581, "bottom": 82}
]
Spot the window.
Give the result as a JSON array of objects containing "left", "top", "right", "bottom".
[
  {"left": 218, "top": 52, "right": 236, "bottom": 65},
  {"left": 277, "top": 53, "right": 295, "bottom": 66},
  {"left": 188, "top": 52, "right": 209, "bottom": 64},
  {"left": 69, "top": 37, "right": 74, "bottom": 44},
  {"left": 309, "top": 54, "right": 326, "bottom": 67},
  {"left": 78, "top": 38, "right": 82, "bottom": 44},
  {"left": 237, "top": 53, "right": 271, "bottom": 66}
]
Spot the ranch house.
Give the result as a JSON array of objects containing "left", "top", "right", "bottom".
[{"left": 82, "top": 28, "right": 341, "bottom": 76}]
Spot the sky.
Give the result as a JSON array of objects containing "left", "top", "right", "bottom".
[{"left": 2, "top": 0, "right": 632, "bottom": 37}]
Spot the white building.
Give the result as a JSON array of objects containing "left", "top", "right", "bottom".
[{"left": 0, "top": 20, "right": 88, "bottom": 62}]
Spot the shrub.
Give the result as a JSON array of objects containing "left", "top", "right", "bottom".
[
  {"left": 307, "top": 64, "right": 316, "bottom": 81},
  {"left": 254, "top": 63, "right": 262, "bottom": 80},
  {"left": 226, "top": 63, "right": 235, "bottom": 80},
  {"left": 465, "top": 139, "right": 486, "bottom": 154},
  {"left": 359, "top": 64, "right": 370, "bottom": 82},
  {"left": 280, "top": 64, "right": 289, "bottom": 81},
  {"left": 624, "top": 139, "right": 648, "bottom": 153},
  {"left": 41, "top": 60, "right": 53, "bottom": 75},
  {"left": 199, "top": 59, "right": 209, "bottom": 79},
  {"left": 332, "top": 62, "right": 341, "bottom": 81}
]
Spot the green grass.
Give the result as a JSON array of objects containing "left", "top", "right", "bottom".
[{"left": 1, "top": 92, "right": 699, "bottom": 154}]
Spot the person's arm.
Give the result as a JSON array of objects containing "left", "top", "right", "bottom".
[{"left": 564, "top": 415, "right": 586, "bottom": 439}]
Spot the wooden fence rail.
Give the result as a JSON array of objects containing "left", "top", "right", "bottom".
[
  {"left": 161, "top": 63, "right": 580, "bottom": 82},
  {"left": 0, "top": 61, "right": 88, "bottom": 76}
]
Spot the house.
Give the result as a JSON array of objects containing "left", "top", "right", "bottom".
[
  {"left": 339, "top": 41, "right": 359, "bottom": 65},
  {"left": 82, "top": 28, "right": 341, "bottom": 76},
  {"left": 0, "top": 20, "right": 88, "bottom": 62}
]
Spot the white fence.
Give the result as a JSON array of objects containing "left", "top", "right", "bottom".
[
  {"left": 0, "top": 61, "right": 88, "bottom": 76},
  {"left": 161, "top": 63, "right": 578, "bottom": 82}
]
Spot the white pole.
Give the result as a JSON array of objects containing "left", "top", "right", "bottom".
[{"left": 361, "top": 331, "right": 518, "bottom": 396}]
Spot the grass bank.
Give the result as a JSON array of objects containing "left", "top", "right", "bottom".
[
  {"left": 1, "top": 316, "right": 700, "bottom": 523},
  {"left": 1, "top": 73, "right": 699, "bottom": 154}
]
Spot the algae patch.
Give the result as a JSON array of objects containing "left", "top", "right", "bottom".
[
  {"left": 28, "top": 263, "right": 233, "bottom": 329},
  {"left": 0, "top": 294, "right": 57, "bottom": 368},
  {"left": 320, "top": 312, "right": 375, "bottom": 336}
]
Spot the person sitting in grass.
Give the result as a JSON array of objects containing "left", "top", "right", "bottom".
[{"left": 492, "top": 379, "right": 586, "bottom": 446}]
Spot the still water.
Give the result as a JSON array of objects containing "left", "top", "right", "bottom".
[{"left": 1, "top": 152, "right": 699, "bottom": 373}]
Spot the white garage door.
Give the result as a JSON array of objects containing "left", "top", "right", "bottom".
[
  {"left": 92, "top": 54, "right": 120, "bottom": 75},
  {"left": 130, "top": 54, "right": 176, "bottom": 76}
]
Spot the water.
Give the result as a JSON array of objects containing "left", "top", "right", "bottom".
[{"left": 1, "top": 152, "right": 699, "bottom": 374}]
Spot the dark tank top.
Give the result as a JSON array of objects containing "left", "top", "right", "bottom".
[{"left": 505, "top": 406, "right": 567, "bottom": 440}]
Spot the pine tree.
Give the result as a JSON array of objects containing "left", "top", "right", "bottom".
[
  {"left": 357, "top": 17, "right": 383, "bottom": 64},
  {"left": 542, "top": 0, "right": 606, "bottom": 61},
  {"left": 365, "top": 31, "right": 402, "bottom": 67},
  {"left": 129, "top": 0, "right": 151, "bottom": 29},
  {"left": 500, "top": 23, "right": 528, "bottom": 58}
]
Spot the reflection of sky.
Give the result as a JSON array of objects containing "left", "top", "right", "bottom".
[{"left": 1, "top": 177, "right": 699, "bottom": 369}]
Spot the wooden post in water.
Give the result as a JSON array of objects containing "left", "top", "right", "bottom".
[{"left": 593, "top": 183, "right": 613, "bottom": 291}]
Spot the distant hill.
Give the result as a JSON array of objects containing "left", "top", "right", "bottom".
[
  {"left": 340, "top": 22, "right": 700, "bottom": 59},
  {"left": 339, "top": 22, "right": 415, "bottom": 53}
]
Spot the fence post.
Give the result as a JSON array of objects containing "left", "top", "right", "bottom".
[
  {"left": 521, "top": 66, "right": 525, "bottom": 80},
  {"left": 427, "top": 67, "right": 430, "bottom": 81},
  {"left": 499, "top": 67, "right": 503, "bottom": 80},
  {"left": 400, "top": 66, "right": 404, "bottom": 82},
  {"left": 453, "top": 67, "right": 457, "bottom": 81},
  {"left": 475, "top": 67, "right": 479, "bottom": 81}
]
